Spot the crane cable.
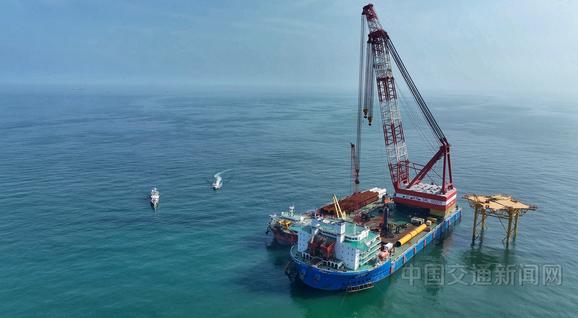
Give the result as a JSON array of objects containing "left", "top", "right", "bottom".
[
  {"left": 387, "top": 39, "right": 446, "bottom": 143},
  {"left": 397, "top": 85, "right": 438, "bottom": 153}
]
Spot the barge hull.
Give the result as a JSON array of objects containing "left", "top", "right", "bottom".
[
  {"left": 289, "top": 209, "right": 462, "bottom": 291},
  {"left": 272, "top": 229, "right": 297, "bottom": 246}
]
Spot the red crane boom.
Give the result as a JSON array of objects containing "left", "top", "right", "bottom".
[{"left": 360, "top": 4, "right": 457, "bottom": 216}]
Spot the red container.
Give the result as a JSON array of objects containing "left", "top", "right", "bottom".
[
  {"left": 319, "top": 241, "right": 335, "bottom": 259},
  {"left": 320, "top": 190, "right": 379, "bottom": 215}
]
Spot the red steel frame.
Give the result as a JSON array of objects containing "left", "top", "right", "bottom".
[{"left": 362, "top": 4, "right": 456, "bottom": 211}]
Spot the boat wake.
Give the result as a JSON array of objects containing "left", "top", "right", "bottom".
[{"left": 214, "top": 169, "right": 232, "bottom": 179}]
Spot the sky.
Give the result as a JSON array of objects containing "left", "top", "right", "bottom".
[{"left": 1, "top": 0, "right": 578, "bottom": 96}]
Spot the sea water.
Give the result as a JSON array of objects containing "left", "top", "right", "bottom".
[{"left": 1, "top": 86, "right": 577, "bottom": 317}]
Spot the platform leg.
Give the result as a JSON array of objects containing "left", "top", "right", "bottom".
[
  {"left": 513, "top": 212, "right": 519, "bottom": 240},
  {"left": 471, "top": 206, "right": 479, "bottom": 243},
  {"left": 505, "top": 210, "right": 513, "bottom": 248}
]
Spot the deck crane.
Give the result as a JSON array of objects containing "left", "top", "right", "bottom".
[
  {"left": 332, "top": 194, "right": 347, "bottom": 220},
  {"left": 357, "top": 4, "right": 457, "bottom": 216}
]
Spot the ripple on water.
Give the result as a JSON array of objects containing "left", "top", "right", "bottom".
[{"left": 0, "top": 92, "right": 576, "bottom": 317}]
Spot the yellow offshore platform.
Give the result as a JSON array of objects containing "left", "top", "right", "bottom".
[{"left": 465, "top": 194, "right": 536, "bottom": 247}]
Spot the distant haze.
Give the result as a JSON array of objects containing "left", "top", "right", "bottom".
[{"left": 2, "top": 0, "right": 577, "bottom": 97}]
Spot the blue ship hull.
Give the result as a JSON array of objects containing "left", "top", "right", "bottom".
[{"left": 289, "top": 209, "right": 462, "bottom": 291}]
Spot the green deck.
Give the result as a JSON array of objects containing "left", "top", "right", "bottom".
[{"left": 293, "top": 201, "right": 451, "bottom": 272}]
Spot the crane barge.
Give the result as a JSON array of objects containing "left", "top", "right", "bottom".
[{"left": 286, "top": 4, "right": 461, "bottom": 292}]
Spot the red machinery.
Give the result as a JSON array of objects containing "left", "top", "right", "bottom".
[
  {"left": 353, "top": 4, "right": 457, "bottom": 215},
  {"left": 319, "top": 241, "right": 335, "bottom": 259},
  {"left": 308, "top": 236, "right": 336, "bottom": 259}
]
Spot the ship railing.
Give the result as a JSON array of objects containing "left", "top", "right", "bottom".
[
  {"left": 317, "top": 229, "right": 338, "bottom": 238},
  {"left": 359, "top": 244, "right": 382, "bottom": 265},
  {"left": 320, "top": 259, "right": 343, "bottom": 270},
  {"left": 359, "top": 252, "right": 379, "bottom": 265},
  {"left": 360, "top": 244, "right": 380, "bottom": 259},
  {"left": 290, "top": 246, "right": 315, "bottom": 264}
]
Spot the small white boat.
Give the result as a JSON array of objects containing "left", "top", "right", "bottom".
[
  {"left": 212, "top": 175, "right": 223, "bottom": 190},
  {"left": 150, "top": 187, "right": 160, "bottom": 209}
]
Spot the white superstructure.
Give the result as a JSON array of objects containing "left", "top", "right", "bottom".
[{"left": 296, "top": 218, "right": 381, "bottom": 271}]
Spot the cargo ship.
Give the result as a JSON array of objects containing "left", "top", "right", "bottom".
[
  {"left": 283, "top": 3, "right": 462, "bottom": 291},
  {"left": 286, "top": 206, "right": 461, "bottom": 291}
]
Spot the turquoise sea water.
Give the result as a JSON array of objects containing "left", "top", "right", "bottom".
[{"left": 1, "top": 87, "right": 577, "bottom": 317}]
